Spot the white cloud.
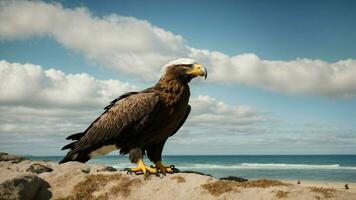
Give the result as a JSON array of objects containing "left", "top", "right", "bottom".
[
  {"left": 167, "top": 119, "right": 356, "bottom": 155},
  {"left": 0, "top": 60, "right": 134, "bottom": 108},
  {"left": 168, "top": 96, "right": 275, "bottom": 152},
  {"left": 0, "top": 105, "right": 101, "bottom": 155},
  {"left": 1, "top": 1, "right": 356, "bottom": 97},
  {"left": 0, "top": 60, "right": 135, "bottom": 155},
  {"left": 0, "top": 1, "right": 188, "bottom": 79},
  {"left": 187, "top": 95, "right": 271, "bottom": 133},
  {"left": 190, "top": 49, "right": 356, "bottom": 97},
  {"left": 0, "top": 95, "right": 273, "bottom": 155}
]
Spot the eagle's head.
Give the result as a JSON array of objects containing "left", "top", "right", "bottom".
[{"left": 161, "top": 58, "right": 207, "bottom": 83}]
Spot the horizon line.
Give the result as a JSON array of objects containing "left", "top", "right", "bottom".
[{"left": 24, "top": 154, "right": 356, "bottom": 157}]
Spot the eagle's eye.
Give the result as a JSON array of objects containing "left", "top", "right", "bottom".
[{"left": 182, "top": 65, "right": 192, "bottom": 70}]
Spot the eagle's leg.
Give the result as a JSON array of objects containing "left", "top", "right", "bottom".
[
  {"left": 154, "top": 161, "right": 174, "bottom": 173},
  {"left": 128, "top": 148, "right": 156, "bottom": 176},
  {"left": 147, "top": 142, "right": 174, "bottom": 174},
  {"left": 130, "top": 159, "right": 157, "bottom": 175}
]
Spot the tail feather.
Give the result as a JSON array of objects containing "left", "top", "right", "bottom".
[
  {"left": 60, "top": 132, "right": 90, "bottom": 164},
  {"left": 59, "top": 151, "right": 90, "bottom": 164},
  {"left": 66, "top": 132, "right": 85, "bottom": 140},
  {"left": 61, "top": 141, "right": 77, "bottom": 150}
]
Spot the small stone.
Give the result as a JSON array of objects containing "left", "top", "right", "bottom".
[
  {"left": 220, "top": 176, "right": 248, "bottom": 182},
  {"left": 179, "top": 170, "right": 213, "bottom": 177},
  {"left": 26, "top": 163, "right": 53, "bottom": 174},
  {"left": 81, "top": 167, "right": 90, "bottom": 174},
  {"left": 97, "top": 166, "right": 117, "bottom": 172},
  {"left": 0, "top": 152, "right": 25, "bottom": 163}
]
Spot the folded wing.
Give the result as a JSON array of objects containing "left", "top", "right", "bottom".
[{"left": 59, "top": 92, "right": 161, "bottom": 163}]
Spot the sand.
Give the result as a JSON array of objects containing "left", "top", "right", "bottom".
[{"left": 283, "top": 180, "right": 356, "bottom": 193}]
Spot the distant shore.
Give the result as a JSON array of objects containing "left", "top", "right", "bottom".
[{"left": 1, "top": 152, "right": 356, "bottom": 200}]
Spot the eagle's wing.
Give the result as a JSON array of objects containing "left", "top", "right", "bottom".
[
  {"left": 146, "top": 105, "right": 191, "bottom": 162},
  {"left": 60, "top": 92, "right": 160, "bottom": 163},
  {"left": 169, "top": 105, "right": 191, "bottom": 136}
]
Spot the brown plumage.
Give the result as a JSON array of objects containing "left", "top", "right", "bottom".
[{"left": 59, "top": 58, "right": 207, "bottom": 168}]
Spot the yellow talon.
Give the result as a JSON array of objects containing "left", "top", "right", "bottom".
[
  {"left": 155, "top": 161, "right": 173, "bottom": 173},
  {"left": 130, "top": 159, "right": 157, "bottom": 176}
]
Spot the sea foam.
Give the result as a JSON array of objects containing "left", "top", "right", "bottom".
[{"left": 176, "top": 163, "right": 356, "bottom": 170}]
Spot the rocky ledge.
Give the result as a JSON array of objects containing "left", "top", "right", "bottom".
[{"left": 0, "top": 152, "right": 355, "bottom": 200}]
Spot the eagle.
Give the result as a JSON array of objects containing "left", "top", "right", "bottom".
[{"left": 59, "top": 58, "right": 207, "bottom": 175}]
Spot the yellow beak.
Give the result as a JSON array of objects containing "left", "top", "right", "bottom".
[{"left": 186, "top": 63, "right": 208, "bottom": 79}]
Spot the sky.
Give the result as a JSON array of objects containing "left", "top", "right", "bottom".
[{"left": 1, "top": 0, "right": 356, "bottom": 156}]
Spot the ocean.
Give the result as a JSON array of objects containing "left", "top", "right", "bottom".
[{"left": 26, "top": 155, "right": 356, "bottom": 182}]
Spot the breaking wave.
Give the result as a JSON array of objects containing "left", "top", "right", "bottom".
[{"left": 175, "top": 163, "right": 356, "bottom": 170}]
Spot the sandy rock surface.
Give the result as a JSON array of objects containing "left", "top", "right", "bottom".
[{"left": 0, "top": 152, "right": 355, "bottom": 200}]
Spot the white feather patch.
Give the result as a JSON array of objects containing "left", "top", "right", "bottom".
[
  {"left": 161, "top": 58, "right": 197, "bottom": 77},
  {"left": 164, "top": 58, "right": 197, "bottom": 67},
  {"left": 89, "top": 145, "right": 118, "bottom": 158},
  {"left": 72, "top": 153, "right": 78, "bottom": 160}
]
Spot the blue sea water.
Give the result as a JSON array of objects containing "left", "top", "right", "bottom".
[{"left": 26, "top": 155, "right": 356, "bottom": 182}]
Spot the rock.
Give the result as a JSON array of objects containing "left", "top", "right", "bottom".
[
  {"left": 178, "top": 170, "right": 213, "bottom": 177},
  {"left": 1, "top": 152, "right": 356, "bottom": 200},
  {"left": 26, "top": 163, "right": 53, "bottom": 174},
  {"left": 81, "top": 167, "right": 91, "bottom": 174},
  {"left": 0, "top": 174, "right": 51, "bottom": 200},
  {"left": 97, "top": 166, "right": 117, "bottom": 172},
  {"left": 56, "top": 161, "right": 91, "bottom": 174},
  {"left": 220, "top": 176, "right": 248, "bottom": 182},
  {"left": 0, "top": 152, "right": 25, "bottom": 163}
]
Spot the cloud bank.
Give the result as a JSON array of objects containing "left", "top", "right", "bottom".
[
  {"left": 0, "top": 60, "right": 134, "bottom": 108},
  {"left": 191, "top": 50, "right": 356, "bottom": 98},
  {"left": 0, "top": 60, "right": 271, "bottom": 155},
  {"left": 187, "top": 95, "right": 271, "bottom": 134},
  {"left": 1, "top": 1, "right": 356, "bottom": 97},
  {"left": 0, "top": 1, "right": 188, "bottom": 79},
  {"left": 0, "top": 60, "right": 353, "bottom": 155}
]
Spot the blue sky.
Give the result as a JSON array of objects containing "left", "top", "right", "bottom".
[
  {"left": 0, "top": 0, "right": 356, "bottom": 155},
  {"left": 63, "top": 0, "right": 356, "bottom": 61}
]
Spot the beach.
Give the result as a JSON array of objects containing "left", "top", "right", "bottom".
[{"left": 1, "top": 152, "right": 356, "bottom": 200}]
